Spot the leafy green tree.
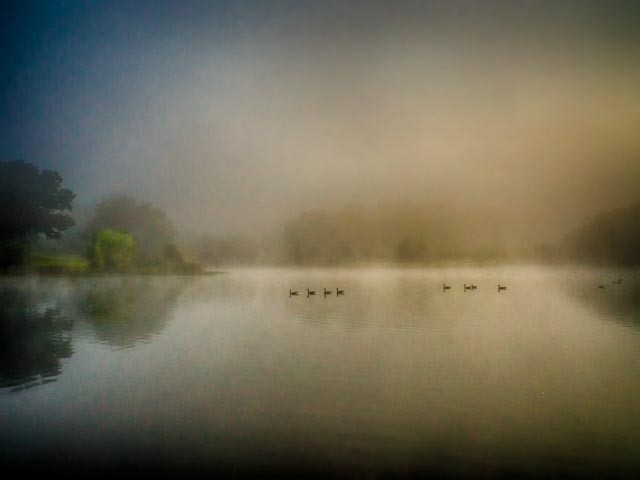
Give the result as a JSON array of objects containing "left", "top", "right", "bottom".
[
  {"left": 0, "top": 160, "right": 75, "bottom": 268},
  {"left": 84, "top": 196, "right": 173, "bottom": 261},
  {"left": 90, "top": 230, "right": 135, "bottom": 272}
]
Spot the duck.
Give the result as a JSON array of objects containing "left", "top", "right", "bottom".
[
  {"left": 498, "top": 284, "right": 507, "bottom": 292},
  {"left": 307, "top": 288, "right": 316, "bottom": 297},
  {"left": 323, "top": 288, "right": 332, "bottom": 296},
  {"left": 598, "top": 284, "right": 605, "bottom": 289},
  {"left": 471, "top": 284, "right": 478, "bottom": 290},
  {"left": 464, "top": 283, "right": 472, "bottom": 291},
  {"left": 289, "top": 289, "right": 299, "bottom": 296},
  {"left": 336, "top": 288, "right": 344, "bottom": 296},
  {"left": 443, "top": 283, "right": 451, "bottom": 291}
]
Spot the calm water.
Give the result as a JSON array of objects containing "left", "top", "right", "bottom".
[{"left": 1, "top": 267, "right": 639, "bottom": 477}]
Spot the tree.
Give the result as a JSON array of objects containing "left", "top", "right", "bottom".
[
  {"left": 90, "top": 230, "right": 135, "bottom": 272},
  {"left": 0, "top": 160, "right": 75, "bottom": 268},
  {"left": 163, "top": 243, "right": 184, "bottom": 264},
  {"left": 562, "top": 201, "right": 640, "bottom": 265},
  {"left": 84, "top": 196, "right": 173, "bottom": 261}
]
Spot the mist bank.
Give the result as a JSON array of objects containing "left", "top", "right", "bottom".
[
  {"left": 11, "top": 154, "right": 637, "bottom": 271},
  {"left": 184, "top": 200, "right": 640, "bottom": 268}
]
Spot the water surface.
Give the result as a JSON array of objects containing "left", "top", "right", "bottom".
[{"left": 1, "top": 267, "right": 639, "bottom": 477}]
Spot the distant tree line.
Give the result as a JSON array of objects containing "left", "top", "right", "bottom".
[
  {"left": 561, "top": 201, "right": 640, "bottom": 265},
  {"left": 280, "top": 206, "right": 513, "bottom": 265},
  {"left": 191, "top": 206, "right": 521, "bottom": 266},
  {"left": 191, "top": 202, "right": 640, "bottom": 267},
  {"left": 4, "top": 159, "right": 640, "bottom": 270}
]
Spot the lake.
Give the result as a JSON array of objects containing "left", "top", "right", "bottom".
[{"left": 1, "top": 267, "right": 639, "bottom": 477}]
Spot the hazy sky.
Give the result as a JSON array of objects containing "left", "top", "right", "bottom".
[{"left": 2, "top": 0, "right": 639, "bottom": 241}]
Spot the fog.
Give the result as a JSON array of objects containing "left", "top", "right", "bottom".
[{"left": 3, "top": 1, "right": 640, "bottom": 247}]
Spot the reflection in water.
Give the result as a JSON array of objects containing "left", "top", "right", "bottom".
[
  {"left": 1, "top": 269, "right": 640, "bottom": 476},
  {"left": 565, "top": 274, "right": 640, "bottom": 330},
  {"left": 78, "top": 278, "right": 185, "bottom": 348},
  {"left": 0, "top": 287, "right": 73, "bottom": 391},
  {"left": 0, "top": 278, "right": 185, "bottom": 390}
]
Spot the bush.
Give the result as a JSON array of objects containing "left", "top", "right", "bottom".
[{"left": 90, "top": 230, "right": 135, "bottom": 272}]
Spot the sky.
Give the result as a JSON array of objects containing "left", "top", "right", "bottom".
[{"left": 1, "top": 0, "right": 639, "bottom": 242}]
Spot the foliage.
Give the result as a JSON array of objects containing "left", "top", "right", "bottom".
[
  {"left": 90, "top": 230, "right": 135, "bottom": 272},
  {"left": 562, "top": 201, "right": 640, "bottom": 265},
  {"left": 137, "top": 243, "right": 202, "bottom": 274},
  {"left": 0, "top": 160, "right": 75, "bottom": 242},
  {"left": 163, "top": 244, "right": 184, "bottom": 264},
  {"left": 0, "top": 160, "right": 75, "bottom": 268},
  {"left": 30, "top": 252, "right": 90, "bottom": 274},
  {"left": 84, "top": 196, "right": 173, "bottom": 261},
  {"left": 281, "top": 206, "right": 460, "bottom": 265}
]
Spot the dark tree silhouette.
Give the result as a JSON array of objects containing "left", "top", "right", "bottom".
[
  {"left": 562, "top": 201, "right": 640, "bottom": 265},
  {"left": 0, "top": 160, "right": 75, "bottom": 241},
  {"left": 0, "top": 160, "right": 75, "bottom": 267}
]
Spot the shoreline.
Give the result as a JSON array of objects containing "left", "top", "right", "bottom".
[{"left": 0, "top": 270, "right": 225, "bottom": 278}]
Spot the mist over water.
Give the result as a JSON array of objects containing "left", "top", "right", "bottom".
[{"left": 1, "top": 267, "right": 640, "bottom": 476}]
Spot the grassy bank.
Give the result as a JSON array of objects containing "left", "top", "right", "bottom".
[
  {"left": 30, "top": 252, "right": 91, "bottom": 274},
  {"left": 21, "top": 251, "right": 212, "bottom": 276}
]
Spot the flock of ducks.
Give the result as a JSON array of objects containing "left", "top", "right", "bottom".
[
  {"left": 289, "top": 283, "right": 511, "bottom": 297},
  {"left": 443, "top": 283, "right": 507, "bottom": 292},
  {"left": 290, "top": 288, "right": 344, "bottom": 297},
  {"left": 290, "top": 277, "right": 625, "bottom": 296},
  {"left": 598, "top": 277, "right": 624, "bottom": 289}
]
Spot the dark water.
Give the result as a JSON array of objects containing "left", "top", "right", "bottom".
[{"left": 1, "top": 267, "right": 639, "bottom": 477}]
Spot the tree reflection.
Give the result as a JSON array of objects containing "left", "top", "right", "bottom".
[
  {"left": 569, "top": 276, "right": 640, "bottom": 330},
  {"left": 79, "top": 279, "right": 184, "bottom": 348},
  {"left": 0, "top": 287, "right": 73, "bottom": 391}
]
